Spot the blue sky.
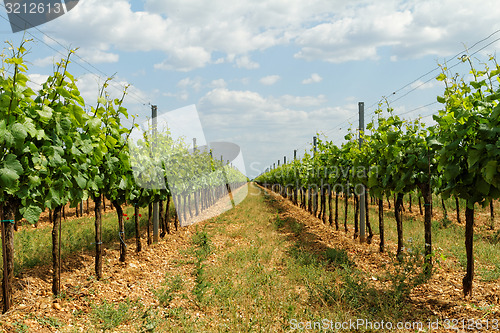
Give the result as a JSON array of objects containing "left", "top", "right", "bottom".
[{"left": 1, "top": 0, "right": 500, "bottom": 178}]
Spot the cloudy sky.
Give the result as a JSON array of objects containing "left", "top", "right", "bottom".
[{"left": 1, "top": 0, "right": 500, "bottom": 178}]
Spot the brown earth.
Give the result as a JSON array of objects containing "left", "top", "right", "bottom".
[
  {"left": 263, "top": 188, "right": 500, "bottom": 327},
  {"left": 0, "top": 184, "right": 499, "bottom": 332}
]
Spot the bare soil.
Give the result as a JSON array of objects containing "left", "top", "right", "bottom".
[{"left": 1, "top": 184, "right": 499, "bottom": 332}]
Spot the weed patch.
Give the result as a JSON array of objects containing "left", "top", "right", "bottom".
[
  {"left": 273, "top": 214, "right": 286, "bottom": 229},
  {"left": 33, "top": 315, "right": 63, "bottom": 329},
  {"left": 287, "top": 244, "right": 319, "bottom": 267},
  {"left": 90, "top": 299, "right": 141, "bottom": 332},
  {"left": 191, "top": 228, "right": 214, "bottom": 305},
  {"left": 154, "top": 274, "right": 185, "bottom": 307},
  {"left": 324, "top": 248, "right": 355, "bottom": 268}
]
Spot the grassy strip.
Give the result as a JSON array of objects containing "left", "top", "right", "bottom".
[
  {"left": 293, "top": 191, "right": 500, "bottom": 282},
  {"left": 130, "top": 184, "right": 432, "bottom": 332},
  {"left": 3, "top": 184, "right": 499, "bottom": 332},
  {"left": 0, "top": 205, "right": 149, "bottom": 275}
]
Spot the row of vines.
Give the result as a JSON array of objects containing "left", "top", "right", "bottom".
[
  {"left": 0, "top": 40, "right": 247, "bottom": 313},
  {"left": 255, "top": 54, "right": 500, "bottom": 297}
]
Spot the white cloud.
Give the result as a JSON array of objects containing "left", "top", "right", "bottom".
[
  {"left": 74, "top": 48, "right": 119, "bottom": 64},
  {"left": 177, "top": 77, "right": 203, "bottom": 91},
  {"left": 154, "top": 47, "right": 211, "bottom": 72},
  {"left": 302, "top": 73, "right": 323, "bottom": 84},
  {"left": 162, "top": 91, "right": 189, "bottom": 101},
  {"left": 27, "top": 74, "right": 49, "bottom": 90},
  {"left": 294, "top": 0, "right": 500, "bottom": 63},
  {"left": 235, "top": 55, "right": 260, "bottom": 69},
  {"left": 409, "top": 79, "right": 440, "bottom": 90},
  {"left": 198, "top": 88, "right": 345, "bottom": 134},
  {"left": 259, "top": 75, "right": 280, "bottom": 85},
  {"left": 198, "top": 88, "right": 311, "bottom": 132},
  {"left": 197, "top": 87, "right": 354, "bottom": 176},
  {"left": 178, "top": 92, "right": 189, "bottom": 101},
  {"left": 209, "top": 79, "right": 227, "bottom": 88},
  {"left": 44, "top": 0, "right": 500, "bottom": 70},
  {"left": 273, "top": 94, "right": 327, "bottom": 107},
  {"left": 33, "top": 56, "right": 56, "bottom": 67},
  {"left": 73, "top": 73, "right": 149, "bottom": 106}
]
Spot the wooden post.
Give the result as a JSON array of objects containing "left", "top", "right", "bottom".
[
  {"left": 358, "top": 102, "right": 366, "bottom": 243},
  {"left": 52, "top": 206, "right": 62, "bottom": 295},
  {"left": 94, "top": 195, "right": 103, "bottom": 280},
  {"left": 1, "top": 203, "right": 16, "bottom": 313},
  {"left": 152, "top": 105, "right": 159, "bottom": 243}
]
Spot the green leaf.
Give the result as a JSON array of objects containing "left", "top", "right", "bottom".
[
  {"left": 3, "top": 154, "right": 24, "bottom": 175},
  {"left": 485, "top": 92, "right": 500, "bottom": 102},
  {"left": 47, "top": 147, "right": 64, "bottom": 166},
  {"left": 37, "top": 105, "right": 53, "bottom": 121},
  {"left": 28, "top": 175, "right": 41, "bottom": 186},
  {"left": 48, "top": 187, "right": 62, "bottom": 206},
  {"left": 0, "top": 168, "right": 20, "bottom": 188},
  {"left": 492, "top": 104, "right": 500, "bottom": 120},
  {"left": 443, "top": 163, "right": 460, "bottom": 180},
  {"left": 386, "top": 132, "right": 398, "bottom": 145},
  {"left": 477, "top": 176, "right": 491, "bottom": 196},
  {"left": 59, "top": 117, "right": 72, "bottom": 135},
  {"left": 60, "top": 165, "right": 71, "bottom": 174},
  {"left": 71, "top": 144, "right": 82, "bottom": 157},
  {"left": 1, "top": 127, "right": 15, "bottom": 148},
  {"left": 81, "top": 140, "right": 94, "bottom": 155},
  {"left": 426, "top": 138, "right": 441, "bottom": 148},
  {"left": 56, "top": 87, "right": 72, "bottom": 100},
  {"left": 106, "top": 135, "right": 118, "bottom": 147},
  {"left": 88, "top": 117, "right": 102, "bottom": 133},
  {"left": 23, "top": 118, "right": 37, "bottom": 137},
  {"left": 482, "top": 160, "right": 498, "bottom": 185},
  {"left": 467, "top": 148, "right": 482, "bottom": 168},
  {"left": 21, "top": 205, "right": 42, "bottom": 224},
  {"left": 75, "top": 174, "right": 87, "bottom": 188},
  {"left": 436, "top": 73, "right": 446, "bottom": 81},
  {"left": 10, "top": 122, "right": 27, "bottom": 143},
  {"left": 118, "top": 178, "right": 127, "bottom": 190}
]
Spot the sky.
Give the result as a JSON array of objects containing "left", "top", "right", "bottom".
[{"left": 1, "top": 0, "right": 500, "bottom": 179}]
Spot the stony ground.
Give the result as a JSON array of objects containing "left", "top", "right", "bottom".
[{"left": 0, "top": 184, "right": 499, "bottom": 332}]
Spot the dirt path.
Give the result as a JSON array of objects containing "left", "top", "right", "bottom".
[
  {"left": 262, "top": 186, "right": 500, "bottom": 322},
  {"left": 1, "top": 183, "right": 499, "bottom": 332}
]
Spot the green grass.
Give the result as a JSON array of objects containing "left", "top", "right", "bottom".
[
  {"left": 146, "top": 184, "right": 434, "bottom": 331},
  {"left": 33, "top": 315, "right": 64, "bottom": 329},
  {"left": 2, "top": 184, "right": 499, "bottom": 332},
  {"left": 294, "top": 190, "right": 500, "bottom": 283},
  {"left": 90, "top": 299, "right": 142, "bottom": 332},
  {"left": 154, "top": 274, "right": 185, "bottom": 307},
  {"left": 12, "top": 320, "right": 29, "bottom": 333},
  {"left": 324, "top": 247, "right": 355, "bottom": 268},
  {"left": 0, "top": 205, "right": 155, "bottom": 276}
]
